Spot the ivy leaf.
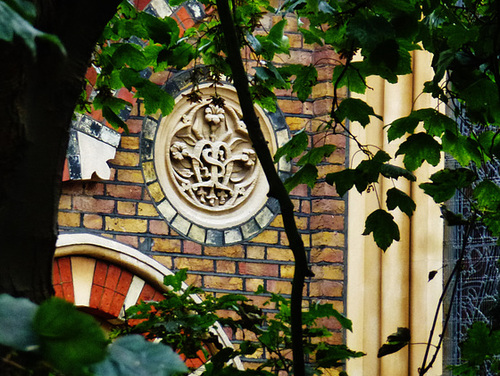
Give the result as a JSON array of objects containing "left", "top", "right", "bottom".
[
  {"left": 335, "top": 98, "right": 382, "bottom": 127},
  {"left": 91, "top": 335, "right": 188, "bottom": 376},
  {"left": 379, "top": 164, "right": 416, "bottom": 181},
  {"left": 273, "top": 129, "right": 308, "bottom": 162},
  {"left": 378, "top": 327, "right": 411, "bottom": 358},
  {"left": 420, "top": 168, "right": 477, "bottom": 203},
  {"left": 395, "top": 132, "right": 442, "bottom": 171},
  {"left": 386, "top": 187, "right": 416, "bottom": 217},
  {"left": 0, "top": 294, "right": 38, "bottom": 351},
  {"left": 473, "top": 180, "right": 500, "bottom": 211},
  {"left": 362, "top": 209, "right": 400, "bottom": 251},
  {"left": 33, "top": 298, "right": 107, "bottom": 375},
  {"left": 297, "top": 144, "right": 336, "bottom": 166},
  {"left": 284, "top": 164, "right": 318, "bottom": 191}
]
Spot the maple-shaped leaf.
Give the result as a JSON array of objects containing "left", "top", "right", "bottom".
[
  {"left": 362, "top": 209, "right": 400, "bottom": 251},
  {"left": 378, "top": 327, "right": 411, "bottom": 358},
  {"left": 335, "top": 98, "right": 382, "bottom": 127},
  {"left": 420, "top": 168, "right": 477, "bottom": 203},
  {"left": 395, "top": 133, "right": 442, "bottom": 171},
  {"left": 386, "top": 187, "right": 416, "bottom": 217}
]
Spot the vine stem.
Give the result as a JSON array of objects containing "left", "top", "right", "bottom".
[
  {"left": 214, "top": 1, "right": 313, "bottom": 375},
  {"left": 419, "top": 221, "right": 474, "bottom": 375}
]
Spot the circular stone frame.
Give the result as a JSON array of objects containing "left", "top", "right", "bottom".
[{"left": 140, "top": 71, "right": 291, "bottom": 246}]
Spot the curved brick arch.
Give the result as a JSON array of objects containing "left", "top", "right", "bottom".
[{"left": 54, "top": 233, "right": 243, "bottom": 371}]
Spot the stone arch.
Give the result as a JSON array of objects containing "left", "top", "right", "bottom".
[{"left": 54, "top": 233, "right": 242, "bottom": 370}]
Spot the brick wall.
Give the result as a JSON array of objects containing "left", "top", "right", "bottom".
[{"left": 57, "top": 0, "right": 347, "bottom": 364}]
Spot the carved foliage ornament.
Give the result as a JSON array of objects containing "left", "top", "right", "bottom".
[{"left": 169, "top": 103, "right": 258, "bottom": 211}]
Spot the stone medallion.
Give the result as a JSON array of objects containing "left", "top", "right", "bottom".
[{"left": 141, "top": 72, "right": 291, "bottom": 245}]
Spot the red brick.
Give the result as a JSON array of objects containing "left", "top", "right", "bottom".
[
  {"left": 311, "top": 198, "right": 344, "bottom": 214},
  {"left": 116, "top": 270, "right": 133, "bottom": 295},
  {"left": 176, "top": 6, "right": 195, "bottom": 29},
  {"left": 105, "top": 264, "right": 121, "bottom": 289},
  {"left": 52, "top": 261, "right": 61, "bottom": 285},
  {"left": 58, "top": 257, "right": 72, "bottom": 283},
  {"left": 149, "top": 220, "right": 169, "bottom": 235},
  {"left": 310, "top": 214, "right": 344, "bottom": 230},
  {"left": 152, "top": 291, "right": 165, "bottom": 301},
  {"left": 62, "top": 282, "right": 74, "bottom": 303},
  {"left": 83, "top": 182, "right": 104, "bottom": 196},
  {"left": 310, "top": 248, "right": 344, "bottom": 263},
  {"left": 239, "top": 262, "right": 279, "bottom": 277},
  {"left": 89, "top": 285, "right": 104, "bottom": 309},
  {"left": 312, "top": 47, "right": 340, "bottom": 65},
  {"left": 277, "top": 99, "right": 303, "bottom": 114},
  {"left": 53, "top": 284, "right": 63, "bottom": 299},
  {"left": 109, "top": 293, "right": 127, "bottom": 317},
  {"left": 83, "top": 214, "right": 103, "bottom": 230},
  {"left": 115, "top": 235, "right": 139, "bottom": 248},
  {"left": 312, "top": 133, "right": 346, "bottom": 148},
  {"left": 93, "top": 261, "right": 108, "bottom": 286},
  {"left": 134, "top": 0, "right": 149, "bottom": 11},
  {"left": 289, "top": 184, "right": 308, "bottom": 197},
  {"left": 183, "top": 241, "right": 202, "bottom": 255},
  {"left": 125, "top": 119, "right": 143, "bottom": 134},
  {"left": 106, "top": 184, "right": 142, "bottom": 200},
  {"left": 74, "top": 196, "right": 115, "bottom": 213},
  {"left": 138, "top": 284, "right": 156, "bottom": 302},
  {"left": 311, "top": 182, "right": 338, "bottom": 197},
  {"left": 99, "top": 288, "right": 115, "bottom": 313},
  {"left": 309, "top": 280, "right": 343, "bottom": 297},
  {"left": 61, "top": 181, "right": 84, "bottom": 195}
]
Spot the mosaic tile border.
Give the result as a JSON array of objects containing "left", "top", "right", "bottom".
[{"left": 140, "top": 70, "right": 291, "bottom": 246}]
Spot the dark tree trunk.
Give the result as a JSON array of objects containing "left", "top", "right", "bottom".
[{"left": 0, "top": 0, "right": 121, "bottom": 303}]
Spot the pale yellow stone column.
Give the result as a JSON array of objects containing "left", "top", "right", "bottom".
[{"left": 346, "top": 50, "right": 443, "bottom": 376}]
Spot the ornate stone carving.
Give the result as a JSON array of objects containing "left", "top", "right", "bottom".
[{"left": 168, "top": 103, "right": 258, "bottom": 211}]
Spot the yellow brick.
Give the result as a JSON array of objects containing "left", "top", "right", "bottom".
[
  {"left": 111, "top": 151, "right": 140, "bottom": 167},
  {"left": 287, "top": 117, "right": 311, "bottom": 131},
  {"left": 288, "top": 33, "right": 303, "bottom": 48},
  {"left": 147, "top": 181, "right": 165, "bottom": 202},
  {"left": 120, "top": 136, "right": 140, "bottom": 150},
  {"left": 216, "top": 260, "right": 236, "bottom": 274},
  {"left": 117, "top": 201, "right": 136, "bottom": 215},
  {"left": 142, "top": 161, "right": 157, "bottom": 183},
  {"left": 267, "top": 247, "right": 294, "bottom": 262},
  {"left": 105, "top": 217, "right": 147, "bottom": 233},
  {"left": 312, "top": 82, "right": 334, "bottom": 99},
  {"left": 310, "top": 280, "right": 343, "bottom": 297},
  {"left": 270, "top": 215, "right": 283, "bottom": 227},
  {"left": 280, "top": 264, "right": 295, "bottom": 279},
  {"left": 58, "top": 195, "right": 72, "bottom": 210},
  {"left": 280, "top": 233, "right": 310, "bottom": 247},
  {"left": 311, "top": 231, "right": 344, "bottom": 247},
  {"left": 83, "top": 214, "right": 102, "bottom": 230},
  {"left": 311, "top": 265, "right": 344, "bottom": 280},
  {"left": 152, "top": 255, "right": 173, "bottom": 269},
  {"left": 267, "top": 279, "right": 292, "bottom": 294},
  {"left": 138, "top": 203, "right": 158, "bottom": 217},
  {"left": 58, "top": 212, "right": 80, "bottom": 227},
  {"left": 174, "top": 257, "right": 214, "bottom": 272},
  {"left": 152, "top": 238, "right": 181, "bottom": 253},
  {"left": 204, "top": 276, "right": 243, "bottom": 290},
  {"left": 117, "top": 169, "right": 144, "bottom": 183},
  {"left": 204, "top": 245, "right": 244, "bottom": 258},
  {"left": 245, "top": 278, "right": 265, "bottom": 292},
  {"left": 317, "top": 164, "right": 343, "bottom": 176},
  {"left": 250, "top": 230, "right": 279, "bottom": 244},
  {"left": 247, "top": 246, "right": 265, "bottom": 259}
]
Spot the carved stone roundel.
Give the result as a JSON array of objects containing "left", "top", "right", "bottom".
[{"left": 144, "top": 80, "right": 290, "bottom": 245}]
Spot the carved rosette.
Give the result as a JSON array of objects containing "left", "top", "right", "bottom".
[
  {"left": 142, "top": 78, "right": 291, "bottom": 246},
  {"left": 168, "top": 103, "right": 257, "bottom": 211}
]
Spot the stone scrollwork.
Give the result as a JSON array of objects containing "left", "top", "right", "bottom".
[
  {"left": 145, "top": 79, "right": 290, "bottom": 245},
  {"left": 168, "top": 103, "right": 258, "bottom": 211}
]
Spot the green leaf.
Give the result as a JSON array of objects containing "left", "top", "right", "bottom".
[
  {"left": 335, "top": 98, "right": 382, "bottom": 127},
  {"left": 415, "top": 108, "right": 458, "bottom": 137},
  {"left": 379, "top": 164, "right": 416, "bottom": 181},
  {"left": 325, "top": 169, "right": 358, "bottom": 197},
  {"left": 33, "top": 298, "right": 107, "bottom": 375},
  {"left": 378, "top": 327, "right": 411, "bottom": 358},
  {"left": 386, "top": 187, "right": 416, "bottom": 217},
  {"left": 362, "top": 209, "right": 400, "bottom": 251},
  {"left": 473, "top": 180, "right": 500, "bottom": 211},
  {"left": 91, "top": 335, "right": 188, "bottom": 376},
  {"left": 419, "top": 168, "right": 477, "bottom": 203},
  {"left": 291, "top": 64, "right": 318, "bottom": 102},
  {"left": 316, "top": 344, "right": 365, "bottom": 368},
  {"left": 299, "top": 27, "right": 324, "bottom": 45},
  {"left": 284, "top": 164, "right": 318, "bottom": 191},
  {"left": 442, "top": 131, "right": 482, "bottom": 167},
  {"left": 0, "top": 294, "right": 38, "bottom": 351},
  {"left": 387, "top": 116, "right": 419, "bottom": 141},
  {"left": 139, "top": 12, "right": 179, "bottom": 46},
  {"left": 273, "top": 129, "right": 308, "bottom": 162},
  {"left": 460, "top": 322, "right": 500, "bottom": 366},
  {"left": 163, "top": 269, "right": 188, "bottom": 292},
  {"left": 331, "top": 62, "right": 367, "bottom": 94},
  {"left": 396, "top": 133, "right": 442, "bottom": 171},
  {"left": 102, "top": 106, "right": 129, "bottom": 133},
  {"left": 297, "top": 144, "right": 336, "bottom": 166}
]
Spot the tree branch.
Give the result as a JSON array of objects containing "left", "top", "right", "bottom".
[{"left": 214, "top": 1, "right": 313, "bottom": 375}]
